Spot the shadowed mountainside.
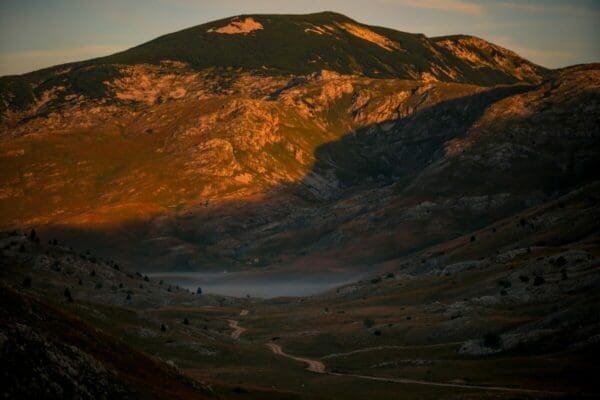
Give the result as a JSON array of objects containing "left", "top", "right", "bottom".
[{"left": 7, "top": 64, "right": 596, "bottom": 272}]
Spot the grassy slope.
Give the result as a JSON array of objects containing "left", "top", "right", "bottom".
[{"left": 2, "top": 183, "right": 598, "bottom": 399}]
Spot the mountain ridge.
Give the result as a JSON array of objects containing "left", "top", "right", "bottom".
[{"left": 1, "top": 12, "right": 548, "bottom": 116}]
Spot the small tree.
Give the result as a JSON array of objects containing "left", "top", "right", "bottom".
[
  {"left": 160, "top": 324, "right": 167, "bottom": 332},
  {"left": 22, "top": 277, "right": 32, "bottom": 288},
  {"left": 555, "top": 256, "right": 567, "bottom": 267},
  {"left": 483, "top": 332, "right": 501, "bottom": 349},
  {"left": 533, "top": 276, "right": 545, "bottom": 286},
  {"left": 363, "top": 318, "right": 375, "bottom": 328},
  {"left": 183, "top": 318, "right": 189, "bottom": 325},
  {"left": 64, "top": 288, "right": 73, "bottom": 302},
  {"left": 196, "top": 287, "right": 202, "bottom": 295}
]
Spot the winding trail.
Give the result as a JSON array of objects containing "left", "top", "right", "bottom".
[
  {"left": 326, "top": 372, "right": 563, "bottom": 395},
  {"left": 321, "top": 342, "right": 464, "bottom": 359},
  {"left": 265, "top": 343, "right": 326, "bottom": 373},
  {"left": 227, "top": 319, "right": 246, "bottom": 340},
  {"left": 231, "top": 315, "right": 563, "bottom": 396}
]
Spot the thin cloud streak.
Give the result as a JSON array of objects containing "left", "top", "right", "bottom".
[
  {"left": 496, "top": 1, "right": 600, "bottom": 17},
  {"left": 387, "top": 0, "right": 483, "bottom": 15}
]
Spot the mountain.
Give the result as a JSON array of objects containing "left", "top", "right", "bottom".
[
  {"left": 0, "top": 12, "right": 597, "bottom": 273},
  {"left": 1, "top": 11, "right": 600, "bottom": 400},
  {"left": 0, "top": 12, "right": 547, "bottom": 115}
]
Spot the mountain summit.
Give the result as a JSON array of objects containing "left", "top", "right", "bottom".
[
  {"left": 1, "top": 12, "right": 547, "bottom": 114},
  {"left": 103, "top": 12, "right": 546, "bottom": 84}
]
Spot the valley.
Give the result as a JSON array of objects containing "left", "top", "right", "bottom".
[{"left": 1, "top": 10, "right": 599, "bottom": 400}]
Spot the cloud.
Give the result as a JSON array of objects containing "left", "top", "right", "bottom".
[
  {"left": 0, "top": 44, "right": 129, "bottom": 76},
  {"left": 391, "top": 0, "right": 483, "bottom": 15},
  {"left": 496, "top": 1, "right": 600, "bottom": 17}
]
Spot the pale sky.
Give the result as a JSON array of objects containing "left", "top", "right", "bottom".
[{"left": 1, "top": 0, "right": 598, "bottom": 76}]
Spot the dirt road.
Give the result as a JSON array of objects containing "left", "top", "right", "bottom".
[
  {"left": 266, "top": 342, "right": 563, "bottom": 395},
  {"left": 265, "top": 343, "right": 326, "bottom": 373},
  {"left": 227, "top": 319, "right": 246, "bottom": 340},
  {"left": 237, "top": 319, "right": 563, "bottom": 396}
]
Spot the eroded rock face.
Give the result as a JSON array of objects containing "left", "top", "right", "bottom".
[
  {"left": 207, "top": 17, "right": 263, "bottom": 35},
  {"left": 434, "top": 35, "right": 546, "bottom": 84},
  {"left": 335, "top": 22, "right": 402, "bottom": 52},
  {"left": 0, "top": 60, "right": 598, "bottom": 271}
]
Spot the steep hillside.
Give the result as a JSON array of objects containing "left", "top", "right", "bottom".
[
  {"left": 0, "top": 13, "right": 596, "bottom": 273},
  {"left": 0, "top": 284, "right": 214, "bottom": 399},
  {"left": 1, "top": 63, "right": 596, "bottom": 271},
  {"left": 0, "top": 12, "right": 547, "bottom": 115}
]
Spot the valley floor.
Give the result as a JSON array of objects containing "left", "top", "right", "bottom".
[{"left": 2, "top": 183, "right": 600, "bottom": 399}]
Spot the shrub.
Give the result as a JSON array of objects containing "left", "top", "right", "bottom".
[
  {"left": 363, "top": 318, "right": 375, "bottom": 328},
  {"left": 196, "top": 287, "right": 202, "bottom": 294},
  {"left": 64, "top": 288, "right": 73, "bottom": 302},
  {"left": 483, "top": 332, "right": 501, "bottom": 349},
  {"left": 22, "top": 277, "right": 32, "bottom": 288},
  {"left": 373, "top": 330, "right": 382, "bottom": 336},
  {"left": 160, "top": 324, "right": 167, "bottom": 332},
  {"left": 386, "top": 272, "right": 395, "bottom": 279},
  {"left": 519, "top": 275, "right": 529, "bottom": 283},
  {"left": 498, "top": 279, "right": 511, "bottom": 288},
  {"left": 554, "top": 256, "right": 567, "bottom": 267},
  {"left": 470, "top": 235, "right": 476, "bottom": 242},
  {"left": 533, "top": 276, "right": 546, "bottom": 286},
  {"left": 183, "top": 318, "right": 189, "bottom": 325}
]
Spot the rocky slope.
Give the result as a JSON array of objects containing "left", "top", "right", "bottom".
[
  {"left": 0, "top": 13, "right": 597, "bottom": 273},
  {"left": 0, "top": 12, "right": 547, "bottom": 116}
]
